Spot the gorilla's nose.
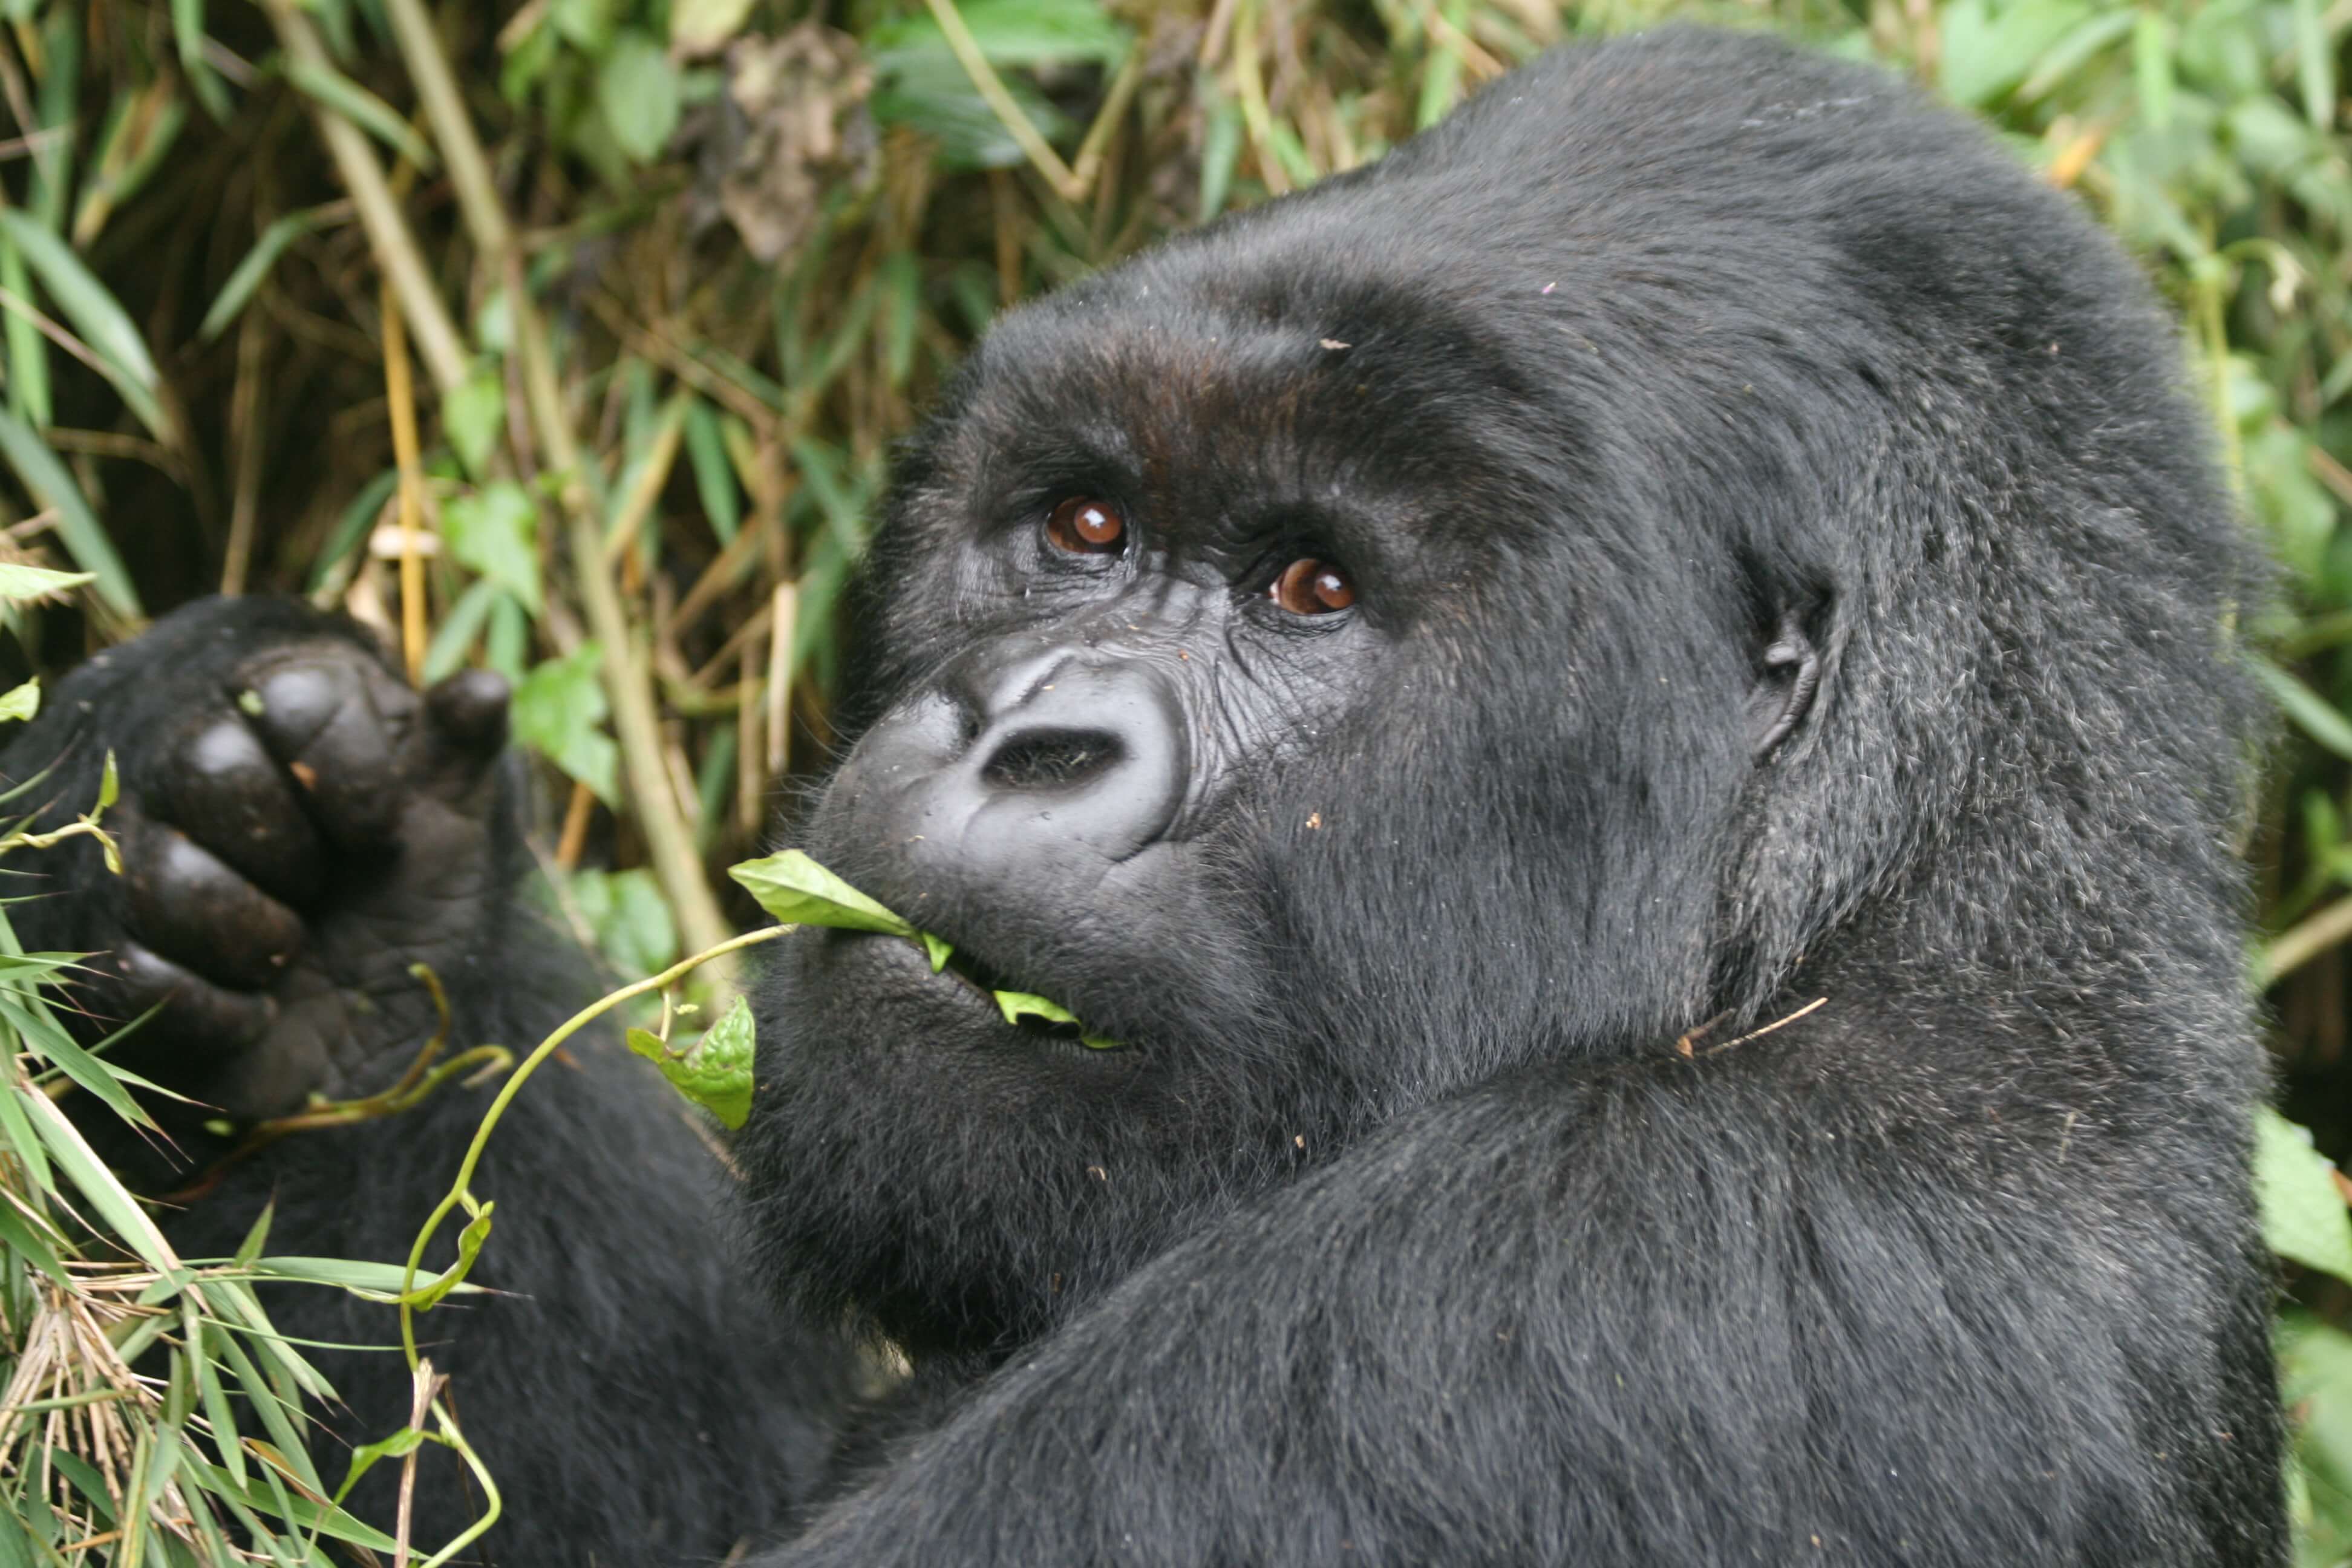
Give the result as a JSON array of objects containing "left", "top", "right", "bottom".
[
  {"left": 835, "top": 648, "right": 1189, "bottom": 881},
  {"left": 954, "top": 650, "right": 1187, "bottom": 863}
]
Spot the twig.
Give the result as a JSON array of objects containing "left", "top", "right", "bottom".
[
  {"left": 395, "top": 923, "right": 791, "bottom": 1364},
  {"left": 554, "top": 780, "right": 594, "bottom": 871},
  {"left": 221, "top": 312, "right": 269, "bottom": 595},
  {"left": 765, "top": 581, "right": 797, "bottom": 777},
  {"left": 379, "top": 0, "right": 512, "bottom": 263},
  {"left": 2262, "top": 900, "right": 2352, "bottom": 986},
  {"left": 1705, "top": 996, "right": 1828, "bottom": 1056},
  {"left": 259, "top": 0, "right": 466, "bottom": 391},
  {"left": 374, "top": 0, "right": 735, "bottom": 961},
  {"left": 924, "top": 0, "right": 1082, "bottom": 198},
  {"left": 1231, "top": 0, "right": 1292, "bottom": 195},
  {"left": 393, "top": 1359, "right": 440, "bottom": 1567},
  {"left": 601, "top": 392, "right": 691, "bottom": 569},
  {"left": 1068, "top": 50, "right": 1145, "bottom": 198},
  {"left": 381, "top": 280, "right": 430, "bottom": 684},
  {"left": 1676, "top": 996, "right": 1829, "bottom": 1057}
]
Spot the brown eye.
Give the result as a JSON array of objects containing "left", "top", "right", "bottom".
[
  {"left": 1271, "top": 558, "right": 1356, "bottom": 615},
  {"left": 1045, "top": 497, "right": 1125, "bottom": 554}
]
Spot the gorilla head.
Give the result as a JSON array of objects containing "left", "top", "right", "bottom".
[{"left": 736, "top": 28, "right": 2262, "bottom": 1366}]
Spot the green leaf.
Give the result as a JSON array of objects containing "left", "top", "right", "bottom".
[
  {"left": 0, "top": 407, "right": 142, "bottom": 618},
  {"left": 682, "top": 399, "right": 739, "bottom": 543},
  {"left": 0, "top": 229, "right": 50, "bottom": 428},
  {"left": 173, "top": 0, "right": 234, "bottom": 120},
  {"left": 569, "top": 866, "right": 679, "bottom": 979},
  {"left": 511, "top": 642, "right": 618, "bottom": 803},
  {"left": 1938, "top": 0, "right": 2091, "bottom": 108},
  {"left": 0, "top": 563, "right": 93, "bottom": 603},
  {"left": 0, "top": 678, "right": 39, "bottom": 725},
  {"left": 870, "top": 53, "right": 1070, "bottom": 170},
  {"left": 598, "top": 31, "right": 682, "bottom": 165},
  {"left": 867, "top": 0, "right": 1131, "bottom": 67},
  {"left": 442, "top": 480, "right": 542, "bottom": 613},
  {"left": 0, "top": 1192, "right": 68, "bottom": 1284},
  {"left": 19, "top": 1086, "right": 172, "bottom": 1269},
  {"left": 285, "top": 61, "right": 437, "bottom": 170},
  {"left": 671, "top": 0, "right": 757, "bottom": 55},
  {"left": 250, "top": 1255, "right": 485, "bottom": 1301},
  {"left": 443, "top": 365, "right": 506, "bottom": 480},
  {"left": 920, "top": 931, "right": 954, "bottom": 973},
  {"left": 551, "top": 0, "right": 618, "bottom": 54},
  {"left": 2257, "top": 658, "right": 2352, "bottom": 761},
  {"left": 0, "top": 210, "right": 161, "bottom": 390},
  {"left": 179, "top": 1458, "right": 399, "bottom": 1552},
  {"left": 993, "top": 990, "right": 1077, "bottom": 1027},
  {"left": 860, "top": 0, "right": 1133, "bottom": 174},
  {"left": 422, "top": 577, "right": 501, "bottom": 684},
  {"left": 2293, "top": 0, "right": 2336, "bottom": 130},
  {"left": 2, "top": 995, "right": 153, "bottom": 1132},
  {"left": 407, "top": 1203, "right": 494, "bottom": 1310},
  {"left": 2257, "top": 1106, "right": 2352, "bottom": 1282},
  {"left": 992, "top": 988, "right": 1119, "bottom": 1050},
  {"left": 331, "top": 1427, "right": 429, "bottom": 1506},
  {"left": 2131, "top": 11, "right": 2172, "bottom": 130},
  {"left": 200, "top": 207, "right": 334, "bottom": 341},
  {"left": 1200, "top": 95, "right": 1243, "bottom": 221},
  {"left": 627, "top": 994, "right": 755, "bottom": 1129},
  {"left": 728, "top": 848, "right": 916, "bottom": 936}
]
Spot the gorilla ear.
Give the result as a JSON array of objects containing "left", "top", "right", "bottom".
[{"left": 1745, "top": 605, "right": 1822, "bottom": 759}]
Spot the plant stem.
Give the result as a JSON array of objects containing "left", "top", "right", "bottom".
[
  {"left": 394, "top": 922, "right": 789, "bottom": 1364},
  {"left": 376, "top": 0, "right": 736, "bottom": 960},
  {"left": 259, "top": 0, "right": 466, "bottom": 391},
  {"left": 924, "top": 0, "right": 1081, "bottom": 197}
]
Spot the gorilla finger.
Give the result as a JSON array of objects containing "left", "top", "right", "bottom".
[
  {"left": 99, "top": 942, "right": 276, "bottom": 1062},
  {"left": 186, "top": 1024, "right": 330, "bottom": 1124},
  {"left": 241, "top": 650, "right": 420, "bottom": 849},
  {"left": 427, "top": 668, "right": 510, "bottom": 753},
  {"left": 148, "top": 719, "right": 326, "bottom": 907},
  {"left": 418, "top": 668, "right": 512, "bottom": 797},
  {"left": 124, "top": 823, "right": 304, "bottom": 990}
]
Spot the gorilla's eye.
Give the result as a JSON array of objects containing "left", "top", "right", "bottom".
[
  {"left": 1270, "top": 558, "right": 1356, "bottom": 616},
  {"left": 1045, "top": 497, "right": 1126, "bottom": 555}
]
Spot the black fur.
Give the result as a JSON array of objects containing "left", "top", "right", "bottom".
[{"left": 4, "top": 28, "right": 2284, "bottom": 1567}]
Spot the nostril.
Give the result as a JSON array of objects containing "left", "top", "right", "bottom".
[{"left": 981, "top": 728, "right": 1127, "bottom": 794}]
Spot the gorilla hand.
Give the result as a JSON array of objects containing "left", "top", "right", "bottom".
[{"left": 7, "top": 601, "right": 511, "bottom": 1126}]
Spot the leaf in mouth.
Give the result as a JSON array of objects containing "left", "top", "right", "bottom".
[{"left": 727, "top": 850, "right": 1120, "bottom": 1048}]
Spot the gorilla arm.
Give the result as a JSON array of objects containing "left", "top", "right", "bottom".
[
  {"left": 0, "top": 599, "right": 842, "bottom": 1559},
  {"left": 762, "top": 1027, "right": 2274, "bottom": 1568}
]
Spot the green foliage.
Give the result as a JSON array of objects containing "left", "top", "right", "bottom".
[
  {"left": 627, "top": 995, "right": 757, "bottom": 1128},
  {"left": 0, "top": 787, "right": 404, "bottom": 1559},
  {"left": 731, "top": 849, "right": 1112, "bottom": 1040},
  {"left": 568, "top": 864, "right": 682, "bottom": 979},
  {"left": 511, "top": 641, "right": 620, "bottom": 804},
  {"left": 4, "top": 0, "right": 2352, "bottom": 1557},
  {"left": 2261, "top": 1107, "right": 2352, "bottom": 1281},
  {"left": 730, "top": 846, "right": 927, "bottom": 937}
]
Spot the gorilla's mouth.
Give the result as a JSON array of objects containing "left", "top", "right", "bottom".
[
  {"left": 734, "top": 850, "right": 1123, "bottom": 1051},
  {"left": 836, "top": 930, "right": 1122, "bottom": 1055}
]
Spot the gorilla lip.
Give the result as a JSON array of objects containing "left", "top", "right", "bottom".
[{"left": 840, "top": 928, "right": 1122, "bottom": 1056}]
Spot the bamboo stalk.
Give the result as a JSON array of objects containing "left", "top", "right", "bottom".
[
  {"left": 259, "top": 0, "right": 466, "bottom": 392},
  {"left": 376, "top": 0, "right": 734, "bottom": 961},
  {"left": 381, "top": 279, "right": 430, "bottom": 684},
  {"left": 924, "top": 0, "right": 1081, "bottom": 197}
]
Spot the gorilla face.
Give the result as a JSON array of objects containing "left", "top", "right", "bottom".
[{"left": 737, "top": 245, "right": 1823, "bottom": 1357}]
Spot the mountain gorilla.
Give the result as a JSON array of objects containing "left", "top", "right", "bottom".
[{"left": 2, "top": 27, "right": 2284, "bottom": 1567}]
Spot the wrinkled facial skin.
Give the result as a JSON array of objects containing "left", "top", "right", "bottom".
[
  {"left": 738, "top": 320, "right": 1395, "bottom": 1357},
  {"left": 733, "top": 257, "right": 1775, "bottom": 1360}
]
